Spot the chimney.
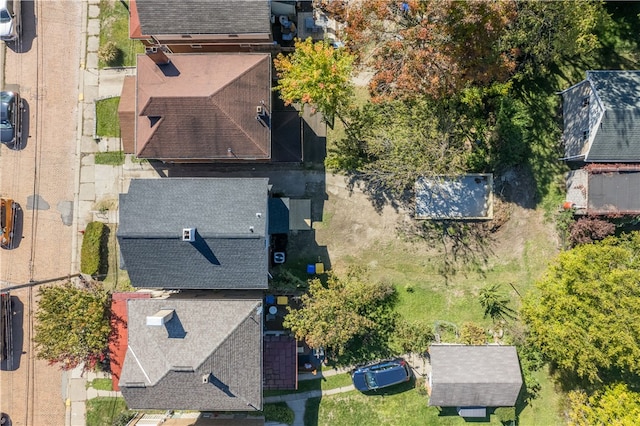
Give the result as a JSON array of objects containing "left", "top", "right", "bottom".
[
  {"left": 145, "top": 46, "right": 170, "bottom": 65},
  {"left": 146, "top": 309, "right": 174, "bottom": 326},
  {"left": 182, "top": 228, "right": 196, "bottom": 242}
]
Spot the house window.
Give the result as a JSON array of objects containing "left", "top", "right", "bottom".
[
  {"left": 181, "top": 35, "right": 192, "bottom": 39},
  {"left": 582, "top": 97, "right": 589, "bottom": 107},
  {"left": 582, "top": 130, "right": 589, "bottom": 141},
  {"left": 228, "top": 34, "right": 239, "bottom": 38},
  {"left": 191, "top": 44, "right": 202, "bottom": 49}
]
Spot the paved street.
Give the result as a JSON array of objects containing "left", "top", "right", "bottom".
[{"left": 1, "top": 1, "right": 85, "bottom": 425}]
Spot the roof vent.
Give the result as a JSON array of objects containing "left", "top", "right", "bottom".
[
  {"left": 256, "top": 212, "right": 262, "bottom": 218},
  {"left": 249, "top": 226, "right": 254, "bottom": 233},
  {"left": 202, "top": 373, "right": 210, "bottom": 384},
  {"left": 256, "top": 105, "right": 265, "bottom": 114},
  {"left": 182, "top": 228, "right": 195, "bottom": 242},
  {"left": 146, "top": 309, "right": 174, "bottom": 326}
]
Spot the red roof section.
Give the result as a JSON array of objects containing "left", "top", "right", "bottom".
[
  {"left": 129, "top": 0, "right": 145, "bottom": 39},
  {"left": 109, "top": 292, "right": 150, "bottom": 391}
]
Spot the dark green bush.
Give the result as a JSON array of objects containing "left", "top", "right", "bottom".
[
  {"left": 495, "top": 406, "right": 516, "bottom": 424},
  {"left": 263, "top": 402, "right": 294, "bottom": 425},
  {"left": 81, "top": 222, "right": 105, "bottom": 275}
]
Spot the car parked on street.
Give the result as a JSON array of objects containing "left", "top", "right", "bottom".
[
  {"left": 0, "top": 0, "right": 21, "bottom": 42},
  {"left": 1, "top": 198, "right": 16, "bottom": 249},
  {"left": 0, "top": 91, "right": 22, "bottom": 148},
  {"left": 351, "top": 358, "right": 412, "bottom": 392}
]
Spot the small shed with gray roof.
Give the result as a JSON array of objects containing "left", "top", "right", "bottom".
[
  {"left": 117, "top": 178, "right": 269, "bottom": 290},
  {"left": 119, "top": 293, "right": 263, "bottom": 411},
  {"left": 428, "top": 345, "right": 522, "bottom": 417},
  {"left": 415, "top": 174, "right": 493, "bottom": 220},
  {"left": 561, "top": 70, "right": 640, "bottom": 162}
]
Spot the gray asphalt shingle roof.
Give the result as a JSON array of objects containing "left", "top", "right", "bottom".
[
  {"left": 429, "top": 345, "right": 522, "bottom": 407},
  {"left": 117, "top": 178, "right": 269, "bottom": 290},
  {"left": 135, "top": 0, "right": 271, "bottom": 36},
  {"left": 563, "top": 71, "right": 640, "bottom": 162},
  {"left": 120, "top": 294, "right": 263, "bottom": 411}
]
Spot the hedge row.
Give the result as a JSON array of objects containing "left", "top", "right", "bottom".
[{"left": 81, "top": 222, "right": 105, "bottom": 275}]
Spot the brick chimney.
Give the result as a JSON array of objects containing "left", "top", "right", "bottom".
[{"left": 145, "top": 46, "right": 170, "bottom": 65}]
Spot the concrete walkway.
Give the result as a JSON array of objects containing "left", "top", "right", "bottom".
[{"left": 65, "top": 1, "right": 140, "bottom": 425}]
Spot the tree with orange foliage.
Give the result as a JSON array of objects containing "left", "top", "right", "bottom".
[
  {"left": 331, "top": 0, "right": 605, "bottom": 101},
  {"left": 337, "top": 0, "right": 517, "bottom": 101}
]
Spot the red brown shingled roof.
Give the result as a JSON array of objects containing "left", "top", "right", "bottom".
[{"left": 135, "top": 53, "right": 271, "bottom": 161}]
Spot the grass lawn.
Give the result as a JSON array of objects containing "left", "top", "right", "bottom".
[
  {"left": 95, "top": 97, "right": 120, "bottom": 137},
  {"left": 95, "top": 151, "right": 125, "bottom": 166},
  {"left": 88, "top": 378, "right": 113, "bottom": 391},
  {"left": 313, "top": 385, "right": 503, "bottom": 426},
  {"left": 98, "top": 0, "right": 145, "bottom": 68},
  {"left": 518, "top": 368, "right": 564, "bottom": 426},
  {"left": 86, "top": 397, "right": 131, "bottom": 426}
]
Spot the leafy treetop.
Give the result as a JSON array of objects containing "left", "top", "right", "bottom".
[
  {"left": 522, "top": 233, "right": 640, "bottom": 384},
  {"left": 273, "top": 38, "right": 355, "bottom": 128},
  {"left": 283, "top": 270, "right": 396, "bottom": 362},
  {"left": 34, "top": 282, "right": 111, "bottom": 370}
]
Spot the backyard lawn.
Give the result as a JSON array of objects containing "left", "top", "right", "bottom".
[{"left": 310, "top": 371, "right": 563, "bottom": 426}]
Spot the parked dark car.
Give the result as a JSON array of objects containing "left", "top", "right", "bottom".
[
  {"left": 351, "top": 358, "right": 412, "bottom": 392},
  {"left": 0, "top": 91, "right": 22, "bottom": 148},
  {"left": 0, "top": 291, "right": 11, "bottom": 363}
]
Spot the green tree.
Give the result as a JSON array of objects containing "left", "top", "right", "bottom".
[
  {"left": 34, "top": 282, "right": 111, "bottom": 370},
  {"left": 522, "top": 233, "right": 640, "bottom": 384},
  {"left": 273, "top": 38, "right": 355, "bottom": 128},
  {"left": 567, "top": 383, "right": 640, "bottom": 426},
  {"left": 502, "top": 1, "right": 608, "bottom": 75},
  {"left": 326, "top": 98, "right": 469, "bottom": 198},
  {"left": 283, "top": 271, "right": 396, "bottom": 361},
  {"left": 478, "top": 283, "right": 516, "bottom": 322},
  {"left": 390, "top": 319, "right": 434, "bottom": 354}
]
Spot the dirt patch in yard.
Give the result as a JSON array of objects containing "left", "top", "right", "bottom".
[{"left": 308, "top": 169, "right": 559, "bottom": 285}]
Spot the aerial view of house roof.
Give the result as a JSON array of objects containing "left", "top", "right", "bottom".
[
  {"left": 428, "top": 345, "right": 523, "bottom": 408},
  {"left": 130, "top": 0, "right": 271, "bottom": 37},
  {"left": 119, "top": 293, "right": 263, "bottom": 411},
  {"left": 135, "top": 52, "right": 271, "bottom": 161},
  {"left": 566, "top": 164, "right": 640, "bottom": 215},
  {"left": 117, "top": 178, "right": 269, "bottom": 290},
  {"left": 561, "top": 70, "right": 640, "bottom": 162}
]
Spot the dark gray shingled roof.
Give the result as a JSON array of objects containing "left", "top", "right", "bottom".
[
  {"left": 120, "top": 295, "right": 263, "bottom": 411},
  {"left": 429, "top": 345, "right": 523, "bottom": 407},
  {"left": 135, "top": 0, "right": 271, "bottom": 36},
  {"left": 117, "top": 178, "right": 269, "bottom": 290},
  {"left": 562, "top": 71, "right": 640, "bottom": 162}
]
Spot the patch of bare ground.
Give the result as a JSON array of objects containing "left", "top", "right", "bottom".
[{"left": 313, "top": 170, "right": 559, "bottom": 284}]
